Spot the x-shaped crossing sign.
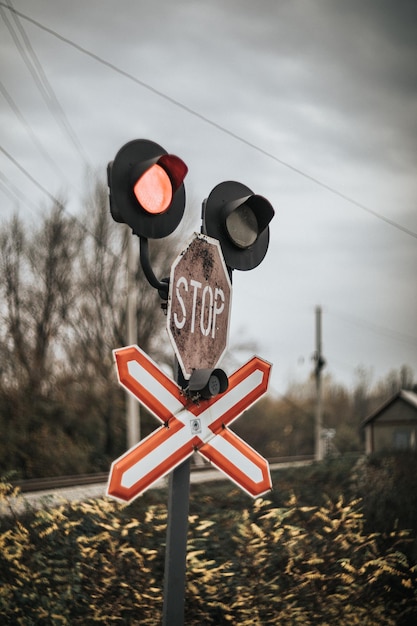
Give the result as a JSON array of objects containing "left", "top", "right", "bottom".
[{"left": 107, "top": 345, "right": 272, "bottom": 502}]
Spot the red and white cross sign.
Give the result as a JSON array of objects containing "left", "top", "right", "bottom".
[{"left": 107, "top": 345, "right": 272, "bottom": 502}]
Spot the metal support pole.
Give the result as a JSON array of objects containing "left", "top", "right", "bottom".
[
  {"left": 314, "top": 306, "right": 324, "bottom": 461},
  {"left": 126, "top": 235, "right": 140, "bottom": 447},
  {"left": 162, "top": 361, "right": 190, "bottom": 626},
  {"left": 162, "top": 459, "right": 191, "bottom": 625},
  {"left": 136, "top": 233, "right": 190, "bottom": 622}
]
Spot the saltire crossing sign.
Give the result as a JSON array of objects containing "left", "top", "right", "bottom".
[{"left": 107, "top": 345, "right": 272, "bottom": 502}]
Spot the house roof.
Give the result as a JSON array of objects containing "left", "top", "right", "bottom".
[{"left": 362, "top": 389, "right": 417, "bottom": 427}]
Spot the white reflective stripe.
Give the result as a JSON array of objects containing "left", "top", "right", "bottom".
[
  {"left": 121, "top": 426, "right": 190, "bottom": 489},
  {"left": 198, "top": 369, "right": 263, "bottom": 424},
  {"left": 208, "top": 434, "right": 263, "bottom": 483},
  {"left": 127, "top": 360, "right": 184, "bottom": 415}
]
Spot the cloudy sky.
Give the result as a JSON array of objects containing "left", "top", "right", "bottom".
[{"left": 1, "top": 0, "right": 416, "bottom": 396}]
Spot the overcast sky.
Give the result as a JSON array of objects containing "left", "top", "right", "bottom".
[{"left": 1, "top": 0, "right": 416, "bottom": 396}]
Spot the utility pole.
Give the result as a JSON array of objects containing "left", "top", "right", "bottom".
[
  {"left": 126, "top": 234, "right": 140, "bottom": 448},
  {"left": 314, "top": 306, "right": 325, "bottom": 461}
]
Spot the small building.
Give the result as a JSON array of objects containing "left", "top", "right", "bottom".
[{"left": 362, "top": 389, "right": 417, "bottom": 454}]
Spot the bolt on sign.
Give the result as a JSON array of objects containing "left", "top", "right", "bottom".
[{"left": 167, "top": 233, "right": 232, "bottom": 378}]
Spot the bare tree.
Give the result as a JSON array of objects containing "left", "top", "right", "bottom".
[
  {"left": 0, "top": 203, "right": 84, "bottom": 476},
  {"left": 64, "top": 177, "right": 189, "bottom": 457},
  {"left": 0, "top": 204, "right": 81, "bottom": 394},
  {"left": 0, "top": 176, "right": 200, "bottom": 477},
  {"left": 69, "top": 177, "right": 187, "bottom": 366}
]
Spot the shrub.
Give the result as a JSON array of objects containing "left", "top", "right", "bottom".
[{"left": 1, "top": 477, "right": 416, "bottom": 624}]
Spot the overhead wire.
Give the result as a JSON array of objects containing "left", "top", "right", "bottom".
[
  {"left": 0, "top": 144, "right": 123, "bottom": 263},
  {"left": 1, "top": 144, "right": 65, "bottom": 209},
  {"left": 0, "top": 1, "right": 416, "bottom": 240},
  {"left": 0, "top": 168, "right": 39, "bottom": 211},
  {"left": 326, "top": 307, "right": 417, "bottom": 346},
  {"left": 0, "top": 0, "right": 90, "bottom": 167},
  {"left": 0, "top": 78, "right": 75, "bottom": 185},
  {"left": 0, "top": 2, "right": 110, "bottom": 262}
]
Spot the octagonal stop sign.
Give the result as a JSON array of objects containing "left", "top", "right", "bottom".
[{"left": 167, "top": 233, "right": 232, "bottom": 379}]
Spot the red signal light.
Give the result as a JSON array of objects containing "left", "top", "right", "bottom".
[
  {"left": 133, "top": 164, "right": 172, "bottom": 214},
  {"left": 132, "top": 155, "right": 188, "bottom": 215},
  {"left": 108, "top": 140, "right": 188, "bottom": 239}
]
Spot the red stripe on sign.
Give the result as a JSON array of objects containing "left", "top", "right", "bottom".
[
  {"left": 107, "top": 417, "right": 197, "bottom": 502},
  {"left": 199, "top": 428, "right": 272, "bottom": 497},
  {"left": 114, "top": 345, "right": 187, "bottom": 422},
  {"left": 207, "top": 356, "right": 271, "bottom": 433}
]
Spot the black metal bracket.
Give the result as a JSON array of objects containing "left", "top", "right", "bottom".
[{"left": 139, "top": 236, "right": 169, "bottom": 298}]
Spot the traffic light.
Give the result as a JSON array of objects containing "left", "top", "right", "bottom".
[
  {"left": 187, "top": 368, "right": 229, "bottom": 400},
  {"left": 203, "top": 181, "right": 274, "bottom": 271},
  {"left": 107, "top": 139, "right": 188, "bottom": 239}
]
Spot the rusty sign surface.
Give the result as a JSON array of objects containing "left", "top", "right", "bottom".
[{"left": 167, "top": 233, "right": 232, "bottom": 379}]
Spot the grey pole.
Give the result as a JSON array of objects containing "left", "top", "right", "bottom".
[
  {"left": 126, "top": 234, "right": 140, "bottom": 448},
  {"left": 162, "top": 361, "right": 190, "bottom": 626},
  {"left": 314, "top": 305, "right": 324, "bottom": 461},
  {"left": 162, "top": 460, "right": 191, "bottom": 625}
]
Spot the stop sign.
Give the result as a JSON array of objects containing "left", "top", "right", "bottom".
[{"left": 167, "top": 233, "right": 232, "bottom": 379}]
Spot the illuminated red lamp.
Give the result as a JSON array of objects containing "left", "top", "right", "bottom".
[
  {"left": 133, "top": 155, "right": 188, "bottom": 215},
  {"left": 108, "top": 140, "right": 188, "bottom": 239}
]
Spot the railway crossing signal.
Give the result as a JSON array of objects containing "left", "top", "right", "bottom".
[
  {"left": 107, "top": 345, "right": 272, "bottom": 501},
  {"left": 106, "top": 138, "right": 276, "bottom": 626}
]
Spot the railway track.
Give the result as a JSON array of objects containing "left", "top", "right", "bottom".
[{"left": 13, "top": 456, "right": 314, "bottom": 494}]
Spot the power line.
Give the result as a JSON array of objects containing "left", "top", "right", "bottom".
[
  {"left": 0, "top": 144, "right": 64, "bottom": 208},
  {"left": 1, "top": 1, "right": 416, "bottom": 240},
  {"left": 0, "top": 78, "right": 74, "bottom": 185},
  {"left": 0, "top": 169, "right": 39, "bottom": 211},
  {"left": 0, "top": 144, "right": 122, "bottom": 263},
  {"left": 326, "top": 307, "right": 417, "bottom": 346},
  {"left": 0, "top": 0, "right": 90, "bottom": 167}
]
